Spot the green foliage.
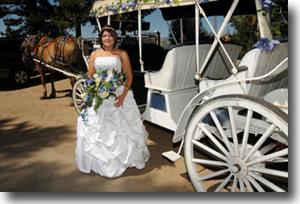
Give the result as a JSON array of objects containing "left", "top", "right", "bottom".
[
  {"left": 94, "top": 95, "right": 103, "bottom": 112},
  {"left": 229, "top": 0, "right": 288, "bottom": 58},
  {"left": 229, "top": 15, "right": 257, "bottom": 57},
  {"left": 0, "top": 0, "right": 94, "bottom": 37},
  {"left": 51, "top": 0, "right": 94, "bottom": 37},
  {"left": 0, "top": 0, "right": 58, "bottom": 37},
  {"left": 168, "top": 18, "right": 208, "bottom": 45}
]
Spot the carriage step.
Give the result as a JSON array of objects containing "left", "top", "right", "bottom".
[{"left": 162, "top": 151, "right": 181, "bottom": 162}]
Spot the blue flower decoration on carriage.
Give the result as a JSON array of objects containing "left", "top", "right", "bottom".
[
  {"left": 108, "top": 6, "right": 118, "bottom": 12},
  {"left": 260, "top": 0, "right": 275, "bottom": 12},
  {"left": 79, "top": 69, "right": 126, "bottom": 125},
  {"left": 199, "top": 0, "right": 209, "bottom": 3},
  {"left": 121, "top": 4, "right": 127, "bottom": 11},
  {"left": 165, "top": 0, "right": 171, "bottom": 4},
  {"left": 254, "top": 38, "right": 280, "bottom": 52},
  {"left": 128, "top": 1, "right": 137, "bottom": 9},
  {"left": 258, "top": 0, "right": 275, "bottom": 16}
]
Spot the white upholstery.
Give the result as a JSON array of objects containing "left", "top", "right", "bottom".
[
  {"left": 144, "top": 43, "right": 242, "bottom": 92},
  {"left": 247, "top": 42, "right": 288, "bottom": 98},
  {"left": 199, "top": 42, "right": 288, "bottom": 99}
]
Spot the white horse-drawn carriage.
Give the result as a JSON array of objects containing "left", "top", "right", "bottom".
[{"left": 72, "top": 0, "right": 288, "bottom": 192}]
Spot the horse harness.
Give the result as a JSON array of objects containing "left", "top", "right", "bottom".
[{"left": 32, "top": 35, "right": 80, "bottom": 73}]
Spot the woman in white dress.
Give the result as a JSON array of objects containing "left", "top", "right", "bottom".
[{"left": 75, "top": 25, "right": 150, "bottom": 178}]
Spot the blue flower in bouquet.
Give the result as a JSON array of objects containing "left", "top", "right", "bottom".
[
  {"left": 80, "top": 69, "right": 126, "bottom": 124},
  {"left": 254, "top": 38, "right": 280, "bottom": 52},
  {"left": 166, "top": 0, "right": 171, "bottom": 4}
]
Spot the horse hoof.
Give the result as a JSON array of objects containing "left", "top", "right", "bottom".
[
  {"left": 40, "top": 96, "right": 47, "bottom": 100},
  {"left": 48, "top": 95, "right": 56, "bottom": 99}
]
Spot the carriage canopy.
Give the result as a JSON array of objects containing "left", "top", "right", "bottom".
[{"left": 91, "top": 0, "right": 259, "bottom": 20}]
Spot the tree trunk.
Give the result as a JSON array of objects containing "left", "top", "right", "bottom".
[{"left": 75, "top": 23, "right": 81, "bottom": 37}]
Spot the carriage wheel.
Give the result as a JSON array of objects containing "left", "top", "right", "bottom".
[
  {"left": 184, "top": 94, "right": 288, "bottom": 192},
  {"left": 72, "top": 78, "right": 86, "bottom": 115}
]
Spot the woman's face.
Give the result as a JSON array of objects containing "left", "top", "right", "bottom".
[{"left": 101, "top": 30, "right": 115, "bottom": 48}]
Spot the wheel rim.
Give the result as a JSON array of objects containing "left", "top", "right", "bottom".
[
  {"left": 184, "top": 95, "right": 288, "bottom": 192},
  {"left": 72, "top": 78, "right": 86, "bottom": 115},
  {"left": 15, "top": 70, "right": 28, "bottom": 85}
]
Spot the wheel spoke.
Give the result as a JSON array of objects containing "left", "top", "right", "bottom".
[
  {"left": 197, "top": 169, "right": 229, "bottom": 181},
  {"left": 215, "top": 173, "right": 233, "bottom": 192},
  {"left": 246, "top": 175, "right": 265, "bottom": 192},
  {"left": 238, "top": 178, "right": 245, "bottom": 192},
  {"left": 192, "top": 139, "right": 228, "bottom": 161},
  {"left": 228, "top": 106, "right": 239, "bottom": 156},
  {"left": 243, "top": 124, "right": 277, "bottom": 162},
  {"left": 77, "top": 88, "right": 83, "bottom": 94},
  {"left": 259, "top": 143, "right": 278, "bottom": 154},
  {"left": 247, "top": 148, "right": 288, "bottom": 166},
  {"left": 197, "top": 123, "right": 230, "bottom": 157},
  {"left": 210, "top": 110, "right": 235, "bottom": 155},
  {"left": 231, "top": 176, "right": 238, "bottom": 192},
  {"left": 192, "top": 158, "right": 228, "bottom": 167},
  {"left": 249, "top": 167, "right": 288, "bottom": 178},
  {"left": 248, "top": 172, "right": 285, "bottom": 192},
  {"left": 240, "top": 109, "right": 253, "bottom": 158},
  {"left": 243, "top": 178, "right": 254, "bottom": 192},
  {"left": 76, "top": 92, "right": 82, "bottom": 97},
  {"left": 79, "top": 82, "right": 85, "bottom": 91}
]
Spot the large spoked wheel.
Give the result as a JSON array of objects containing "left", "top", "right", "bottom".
[
  {"left": 184, "top": 94, "right": 288, "bottom": 192},
  {"left": 72, "top": 78, "right": 86, "bottom": 114}
]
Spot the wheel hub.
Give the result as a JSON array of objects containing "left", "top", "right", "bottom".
[
  {"left": 228, "top": 157, "right": 248, "bottom": 178},
  {"left": 227, "top": 144, "right": 265, "bottom": 178}
]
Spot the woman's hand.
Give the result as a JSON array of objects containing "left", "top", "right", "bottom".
[{"left": 114, "top": 93, "right": 126, "bottom": 108}]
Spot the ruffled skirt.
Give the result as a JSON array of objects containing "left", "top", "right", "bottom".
[{"left": 75, "top": 88, "right": 150, "bottom": 178}]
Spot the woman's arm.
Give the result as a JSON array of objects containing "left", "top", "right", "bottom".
[
  {"left": 87, "top": 51, "right": 97, "bottom": 79},
  {"left": 114, "top": 50, "right": 133, "bottom": 108}
]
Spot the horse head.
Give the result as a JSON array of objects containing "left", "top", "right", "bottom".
[{"left": 20, "top": 36, "right": 37, "bottom": 69}]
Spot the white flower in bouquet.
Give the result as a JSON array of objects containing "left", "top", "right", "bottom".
[
  {"left": 95, "top": 76, "right": 102, "bottom": 86},
  {"left": 93, "top": 73, "right": 98, "bottom": 78},
  {"left": 99, "top": 90, "right": 109, "bottom": 98},
  {"left": 105, "top": 74, "right": 113, "bottom": 83},
  {"left": 80, "top": 92, "right": 88, "bottom": 99}
]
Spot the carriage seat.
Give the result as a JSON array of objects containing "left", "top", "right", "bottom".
[
  {"left": 199, "top": 41, "right": 288, "bottom": 99},
  {"left": 144, "top": 42, "right": 242, "bottom": 92}
]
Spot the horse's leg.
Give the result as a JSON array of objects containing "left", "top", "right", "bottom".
[
  {"left": 49, "top": 70, "right": 56, "bottom": 98},
  {"left": 69, "top": 77, "right": 75, "bottom": 87},
  {"left": 38, "top": 64, "right": 47, "bottom": 99},
  {"left": 69, "top": 77, "right": 76, "bottom": 106}
]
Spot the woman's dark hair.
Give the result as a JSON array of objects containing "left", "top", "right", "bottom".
[{"left": 98, "top": 25, "right": 118, "bottom": 49}]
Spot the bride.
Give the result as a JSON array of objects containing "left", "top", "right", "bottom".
[{"left": 75, "top": 25, "right": 150, "bottom": 178}]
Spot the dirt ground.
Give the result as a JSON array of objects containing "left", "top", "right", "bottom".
[{"left": 0, "top": 74, "right": 194, "bottom": 192}]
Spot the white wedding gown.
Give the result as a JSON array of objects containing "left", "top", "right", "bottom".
[{"left": 75, "top": 56, "right": 150, "bottom": 178}]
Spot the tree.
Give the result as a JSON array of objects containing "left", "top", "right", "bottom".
[
  {"left": 229, "top": 0, "right": 288, "bottom": 57},
  {"left": 0, "top": 0, "right": 60, "bottom": 37},
  {"left": 0, "top": 0, "right": 94, "bottom": 37},
  {"left": 51, "top": 0, "right": 94, "bottom": 37},
  {"left": 168, "top": 18, "right": 208, "bottom": 45},
  {"left": 229, "top": 15, "right": 257, "bottom": 57}
]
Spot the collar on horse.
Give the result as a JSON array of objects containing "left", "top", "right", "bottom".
[{"left": 33, "top": 36, "right": 49, "bottom": 54}]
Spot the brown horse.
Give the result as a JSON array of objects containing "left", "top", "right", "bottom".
[{"left": 21, "top": 34, "right": 86, "bottom": 99}]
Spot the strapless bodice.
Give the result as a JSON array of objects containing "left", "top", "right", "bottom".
[{"left": 94, "top": 56, "right": 122, "bottom": 73}]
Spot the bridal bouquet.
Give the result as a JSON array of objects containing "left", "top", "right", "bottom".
[{"left": 80, "top": 69, "right": 126, "bottom": 124}]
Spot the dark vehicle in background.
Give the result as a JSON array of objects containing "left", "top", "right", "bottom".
[{"left": 0, "top": 37, "right": 36, "bottom": 87}]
